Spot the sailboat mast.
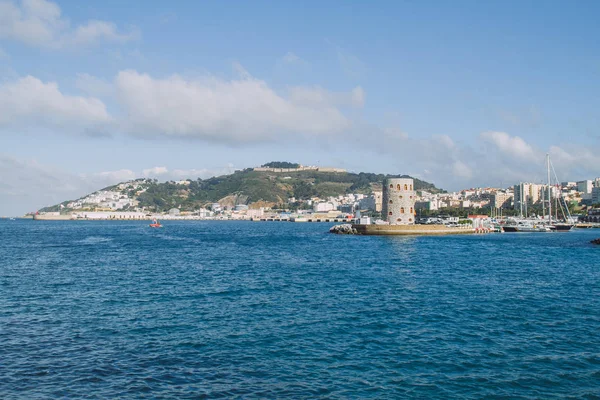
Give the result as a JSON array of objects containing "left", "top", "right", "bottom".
[
  {"left": 542, "top": 183, "right": 545, "bottom": 220},
  {"left": 547, "top": 153, "right": 552, "bottom": 224},
  {"left": 520, "top": 184, "right": 523, "bottom": 217}
]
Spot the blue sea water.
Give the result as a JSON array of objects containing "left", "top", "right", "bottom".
[{"left": 1, "top": 220, "right": 599, "bottom": 399}]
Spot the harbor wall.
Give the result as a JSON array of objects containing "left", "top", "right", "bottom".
[
  {"left": 352, "top": 224, "right": 475, "bottom": 235},
  {"left": 33, "top": 214, "right": 74, "bottom": 220}
]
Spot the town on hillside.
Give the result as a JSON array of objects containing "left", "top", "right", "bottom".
[{"left": 28, "top": 163, "right": 600, "bottom": 224}]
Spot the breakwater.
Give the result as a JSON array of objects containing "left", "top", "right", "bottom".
[{"left": 331, "top": 223, "right": 475, "bottom": 235}]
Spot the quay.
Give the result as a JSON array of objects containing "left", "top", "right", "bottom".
[
  {"left": 352, "top": 224, "right": 475, "bottom": 235},
  {"left": 251, "top": 217, "right": 356, "bottom": 223}
]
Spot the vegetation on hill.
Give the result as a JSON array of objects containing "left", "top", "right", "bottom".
[
  {"left": 40, "top": 165, "right": 444, "bottom": 213},
  {"left": 261, "top": 161, "right": 300, "bottom": 168}
]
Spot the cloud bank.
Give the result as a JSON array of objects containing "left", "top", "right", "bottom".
[
  {"left": 1, "top": 67, "right": 599, "bottom": 213},
  {"left": 0, "top": 0, "right": 139, "bottom": 49},
  {"left": 115, "top": 70, "right": 354, "bottom": 142},
  {"left": 0, "top": 76, "right": 111, "bottom": 132}
]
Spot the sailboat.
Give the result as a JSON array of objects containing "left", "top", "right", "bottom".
[
  {"left": 545, "top": 154, "right": 574, "bottom": 232},
  {"left": 502, "top": 154, "right": 573, "bottom": 232}
]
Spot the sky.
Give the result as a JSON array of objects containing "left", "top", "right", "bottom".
[{"left": 1, "top": 0, "right": 600, "bottom": 215}]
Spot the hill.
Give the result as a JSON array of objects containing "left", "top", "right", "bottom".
[{"left": 39, "top": 165, "right": 444, "bottom": 213}]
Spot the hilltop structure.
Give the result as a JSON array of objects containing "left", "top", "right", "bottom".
[
  {"left": 382, "top": 178, "right": 415, "bottom": 225},
  {"left": 253, "top": 165, "right": 346, "bottom": 173}
]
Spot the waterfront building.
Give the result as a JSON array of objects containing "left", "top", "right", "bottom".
[
  {"left": 358, "top": 195, "right": 376, "bottom": 211},
  {"left": 338, "top": 204, "right": 355, "bottom": 214},
  {"left": 490, "top": 192, "right": 513, "bottom": 209},
  {"left": 577, "top": 179, "right": 593, "bottom": 194},
  {"left": 592, "top": 187, "right": 600, "bottom": 204},
  {"left": 513, "top": 183, "right": 541, "bottom": 210},
  {"left": 373, "top": 190, "right": 383, "bottom": 212},
  {"left": 513, "top": 183, "right": 558, "bottom": 211},
  {"left": 382, "top": 178, "right": 415, "bottom": 225},
  {"left": 313, "top": 202, "right": 336, "bottom": 212}
]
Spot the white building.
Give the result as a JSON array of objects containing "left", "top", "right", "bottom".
[
  {"left": 577, "top": 180, "right": 593, "bottom": 194},
  {"left": 314, "top": 202, "right": 336, "bottom": 212}
]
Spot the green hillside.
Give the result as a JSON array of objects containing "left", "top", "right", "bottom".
[{"left": 40, "top": 165, "right": 444, "bottom": 213}]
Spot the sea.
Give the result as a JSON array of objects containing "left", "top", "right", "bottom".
[{"left": 1, "top": 220, "right": 599, "bottom": 399}]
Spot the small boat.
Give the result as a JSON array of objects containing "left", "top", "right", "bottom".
[
  {"left": 149, "top": 219, "right": 162, "bottom": 228},
  {"left": 502, "top": 219, "right": 551, "bottom": 232},
  {"left": 549, "top": 223, "right": 574, "bottom": 231}
]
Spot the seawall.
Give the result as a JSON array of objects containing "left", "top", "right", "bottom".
[
  {"left": 33, "top": 214, "right": 74, "bottom": 221},
  {"left": 352, "top": 224, "right": 475, "bottom": 235}
]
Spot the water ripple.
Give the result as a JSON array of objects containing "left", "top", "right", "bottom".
[{"left": 1, "top": 220, "right": 599, "bottom": 398}]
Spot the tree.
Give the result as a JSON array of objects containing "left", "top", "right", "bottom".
[
  {"left": 293, "top": 181, "right": 316, "bottom": 199},
  {"left": 261, "top": 161, "right": 300, "bottom": 169}
]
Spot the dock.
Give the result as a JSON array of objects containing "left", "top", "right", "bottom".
[{"left": 351, "top": 224, "right": 476, "bottom": 235}]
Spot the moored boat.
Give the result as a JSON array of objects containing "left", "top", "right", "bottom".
[{"left": 549, "top": 223, "right": 573, "bottom": 231}]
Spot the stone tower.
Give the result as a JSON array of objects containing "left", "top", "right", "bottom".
[{"left": 382, "top": 178, "right": 416, "bottom": 225}]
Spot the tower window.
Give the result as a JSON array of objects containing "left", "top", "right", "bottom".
[
  {"left": 396, "top": 184, "right": 401, "bottom": 190},
  {"left": 400, "top": 207, "right": 405, "bottom": 213},
  {"left": 397, "top": 218, "right": 402, "bottom": 222},
  {"left": 404, "top": 184, "right": 408, "bottom": 190},
  {"left": 389, "top": 199, "right": 393, "bottom": 204},
  {"left": 410, "top": 185, "right": 413, "bottom": 190},
  {"left": 389, "top": 184, "right": 393, "bottom": 189},
  {"left": 410, "top": 207, "right": 413, "bottom": 214},
  {"left": 388, "top": 211, "right": 393, "bottom": 216}
]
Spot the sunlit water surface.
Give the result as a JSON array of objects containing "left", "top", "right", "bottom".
[{"left": 1, "top": 220, "right": 599, "bottom": 398}]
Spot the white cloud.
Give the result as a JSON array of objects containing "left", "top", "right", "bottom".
[
  {"left": 86, "top": 165, "right": 239, "bottom": 185},
  {"left": 88, "top": 169, "right": 136, "bottom": 183},
  {"left": 0, "top": 75, "right": 111, "bottom": 133},
  {"left": 70, "top": 20, "right": 138, "bottom": 47},
  {"left": 0, "top": 154, "right": 91, "bottom": 215},
  {"left": 452, "top": 160, "right": 473, "bottom": 180},
  {"left": 0, "top": 154, "right": 240, "bottom": 215},
  {"left": 434, "top": 134, "right": 455, "bottom": 149},
  {"left": 141, "top": 164, "right": 237, "bottom": 180},
  {"left": 74, "top": 73, "right": 113, "bottom": 97},
  {"left": 359, "top": 127, "right": 600, "bottom": 191},
  {"left": 282, "top": 52, "right": 301, "bottom": 64},
  {"left": 0, "top": 68, "right": 364, "bottom": 142},
  {"left": 275, "top": 52, "right": 310, "bottom": 71},
  {"left": 142, "top": 166, "right": 169, "bottom": 176},
  {"left": 0, "top": 0, "right": 139, "bottom": 49},
  {"left": 326, "top": 40, "right": 366, "bottom": 78},
  {"left": 480, "top": 131, "right": 537, "bottom": 160},
  {"left": 288, "top": 85, "right": 365, "bottom": 108},
  {"left": 548, "top": 145, "right": 600, "bottom": 179},
  {"left": 115, "top": 69, "right": 353, "bottom": 143}
]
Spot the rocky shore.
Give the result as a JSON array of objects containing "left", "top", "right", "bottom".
[
  {"left": 591, "top": 238, "right": 600, "bottom": 245},
  {"left": 329, "top": 224, "right": 358, "bottom": 234}
]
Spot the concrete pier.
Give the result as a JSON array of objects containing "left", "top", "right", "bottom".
[{"left": 352, "top": 224, "right": 475, "bottom": 235}]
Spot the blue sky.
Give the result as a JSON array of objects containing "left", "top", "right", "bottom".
[{"left": 1, "top": 0, "right": 599, "bottom": 215}]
